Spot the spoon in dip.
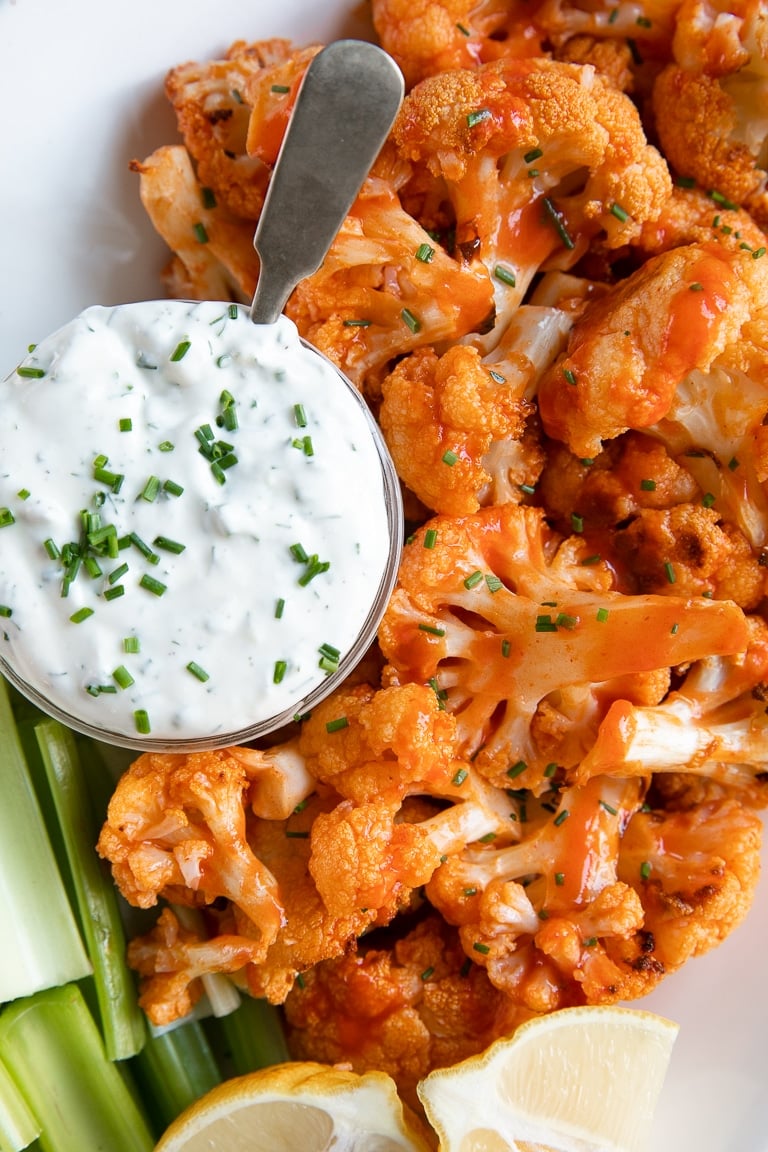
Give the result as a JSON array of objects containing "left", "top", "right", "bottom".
[{"left": 0, "top": 41, "right": 405, "bottom": 751}]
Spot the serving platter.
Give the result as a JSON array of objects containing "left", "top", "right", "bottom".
[{"left": 1, "top": 1, "right": 766, "bottom": 1148}]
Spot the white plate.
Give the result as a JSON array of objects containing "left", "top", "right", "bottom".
[{"left": 1, "top": 2, "right": 766, "bottom": 1149}]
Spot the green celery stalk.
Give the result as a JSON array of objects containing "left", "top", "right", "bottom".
[
  {"left": 33, "top": 718, "right": 145, "bottom": 1061},
  {"left": 130, "top": 1020, "right": 222, "bottom": 1133},
  {"left": 0, "top": 984, "right": 153, "bottom": 1152},
  {"left": 211, "top": 995, "right": 290, "bottom": 1075},
  {"left": 0, "top": 1055, "right": 39, "bottom": 1152},
  {"left": 0, "top": 679, "right": 91, "bottom": 1005}
]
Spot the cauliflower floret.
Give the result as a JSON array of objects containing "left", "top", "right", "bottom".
[
  {"left": 392, "top": 56, "right": 672, "bottom": 346},
  {"left": 634, "top": 183, "right": 768, "bottom": 260},
  {"left": 538, "top": 241, "right": 765, "bottom": 459},
  {"left": 425, "top": 776, "right": 661, "bottom": 1012},
  {"left": 96, "top": 748, "right": 293, "bottom": 949},
  {"left": 284, "top": 912, "right": 530, "bottom": 1112},
  {"left": 538, "top": 431, "right": 702, "bottom": 535},
  {"left": 164, "top": 38, "right": 297, "bottom": 220},
  {"left": 379, "top": 504, "right": 749, "bottom": 789},
  {"left": 285, "top": 174, "right": 494, "bottom": 395},
  {"left": 379, "top": 338, "right": 541, "bottom": 517},
  {"left": 576, "top": 615, "right": 768, "bottom": 805},
  {"left": 130, "top": 146, "right": 261, "bottom": 301},
  {"left": 534, "top": 0, "right": 685, "bottom": 55},
  {"left": 652, "top": 0, "right": 768, "bottom": 223},
  {"left": 616, "top": 795, "right": 763, "bottom": 967},
  {"left": 371, "top": 0, "right": 547, "bottom": 88},
  {"left": 612, "top": 503, "right": 766, "bottom": 606}
]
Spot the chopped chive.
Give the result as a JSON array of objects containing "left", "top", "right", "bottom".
[
  {"left": 44, "top": 538, "right": 61, "bottom": 560},
  {"left": 664, "top": 561, "right": 676, "bottom": 584},
  {"left": 184, "top": 661, "right": 209, "bottom": 683},
  {"left": 112, "top": 665, "right": 134, "bottom": 690},
  {"left": 544, "top": 762, "right": 558, "bottom": 777},
  {"left": 418, "top": 623, "right": 446, "bottom": 637},
  {"left": 640, "top": 860, "right": 652, "bottom": 879},
  {"left": 275, "top": 598, "right": 285, "bottom": 619},
  {"left": 600, "top": 800, "right": 618, "bottom": 815},
  {"left": 201, "top": 185, "right": 217, "bottom": 208},
  {"left": 270, "top": 83, "right": 291, "bottom": 94},
  {"left": 140, "top": 475, "right": 161, "bottom": 502},
  {"left": 456, "top": 20, "right": 470, "bottom": 34},
  {"left": 342, "top": 318, "right": 371, "bottom": 327},
  {"left": 581, "top": 554, "right": 602, "bottom": 566},
  {"left": 596, "top": 607, "right": 609, "bottom": 623},
  {"left": 452, "top": 768, "right": 468, "bottom": 786},
  {"left": 689, "top": 281, "right": 704, "bottom": 291},
  {"left": 542, "top": 197, "right": 575, "bottom": 249},
  {"left": 728, "top": 456, "right": 740, "bottom": 470},
  {"left": 273, "top": 660, "right": 287, "bottom": 684},
  {"left": 609, "top": 202, "right": 629, "bottom": 221},
  {"left": 670, "top": 622, "right": 679, "bottom": 634},
  {"left": 472, "top": 941, "right": 491, "bottom": 955},
  {"left": 479, "top": 832, "right": 496, "bottom": 843},
  {"left": 488, "top": 369, "right": 505, "bottom": 383},
  {"left": 69, "top": 607, "right": 94, "bottom": 624},
  {"left": 464, "top": 570, "right": 483, "bottom": 589},
  {"left": 129, "top": 533, "right": 159, "bottom": 564},
  {"left": 293, "top": 403, "right": 308, "bottom": 427},
  {"left": 485, "top": 574, "right": 503, "bottom": 593},
  {"left": 640, "top": 478, "right": 656, "bottom": 491},
  {"left": 297, "top": 558, "right": 330, "bottom": 586},
  {"left": 401, "top": 308, "right": 421, "bottom": 333},
  {"left": 442, "top": 449, "right": 458, "bottom": 466},
  {"left": 507, "top": 760, "right": 527, "bottom": 779},
  {"left": 493, "top": 264, "right": 516, "bottom": 286},
  {"left": 193, "top": 222, "right": 209, "bottom": 243},
  {"left": 518, "top": 483, "right": 536, "bottom": 495},
  {"left": 285, "top": 829, "right": 309, "bottom": 839},
  {"left": 103, "top": 585, "right": 125, "bottom": 601},
  {"left": 702, "top": 492, "right": 716, "bottom": 508},
  {"left": 524, "top": 147, "right": 543, "bottom": 163},
  {"left": 0, "top": 508, "right": 16, "bottom": 527},
  {"left": 83, "top": 556, "right": 103, "bottom": 579},
  {"left": 501, "top": 638, "right": 511, "bottom": 657},
  {"left": 139, "top": 574, "right": 167, "bottom": 596},
  {"left": 318, "top": 643, "right": 341, "bottom": 661},
  {"left": 325, "top": 716, "right": 349, "bottom": 733},
  {"left": 420, "top": 966, "right": 435, "bottom": 981},
  {"left": 708, "top": 188, "right": 738, "bottom": 210},
  {"left": 118, "top": 417, "right": 132, "bottom": 432},
  {"left": 134, "top": 709, "right": 151, "bottom": 734},
  {"left": 563, "top": 367, "right": 577, "bottom": 385},
  {"left": 554, "top": 809, "right": 570, "bottom": 826},
  {"left": 415, "top": 242, "right": 435, "bottom": 262},
  {"left": 555, "top": 871, "right": 565, "bottom": 885},
  {"left": 571, "top": 512, "right": 583, "bottom": 533},
  {"left": 290, "top": 543, "right": 308, "bottom": 563},
  {"left": 17, "top": 488, "right": 30, "bottom": 500},
  {"left": 153, "top": 535, "right": 186, "bottom": 554},
  {"left": 17, "top": 365, "right": 46, "bottom": 379},
  {"left": 123, "top": 637, "right": 140, "bottom": 653},
  {"left": 424, "top": 528, "right": 438, "bottom": 549},
  {"left": 535, "top": 615, "right": 558, "bottom": 632},
  {"left": 555, "top": 612, "right": 578, "bottom": 629},
  {"left": 0, "top": 605, "right": 12, "bottom": 618},
  {"left": 163, "top": 479, "right": 184, "bottom": 496},
  {"left": 466, "top": 108, "right": 491, "bottom": 127}
]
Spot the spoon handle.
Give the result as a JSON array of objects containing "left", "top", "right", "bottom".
[{"left": 249, "top": 39, "right": 404, "bottom": 325}]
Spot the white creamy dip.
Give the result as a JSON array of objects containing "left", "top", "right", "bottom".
[{"left": 0, "top": 301, "right": 399, "bottom": 746}]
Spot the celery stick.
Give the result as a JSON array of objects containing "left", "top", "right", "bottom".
[
  {"left": 0, "top": 1056, "right": 39, "bottom": 1152},
  {"left": 33, "top": 719, "right": 145, "bottom": 1061},
  {"left": 0, "top": 985, "right": 153, "bottom": 1152},
  {"left": 130, "top": 1020, "right": 222, "bottom": 1132},
  {"left": 0, "top": 679, "right": 91, "bottom": 1004},
  {"left": 211, "top": 995, "right": 290, "bottom": 1075}
]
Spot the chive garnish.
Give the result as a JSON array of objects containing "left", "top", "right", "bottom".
[
  {"left": 501, "top": 638, "right": 511, "bottom": 657},
  {"left": 134, "top": 709, "right": 151, "bottom": 734},
  {"left": 69, "top": 607, "right": 94, "bottom": 624},
  {"left": 542, "top": 197, "right": 575, "bottom": 249},
  {"left": 185, "top": 661, "right": 210, "bottom": 682},
  {"left": 290, "top": 542, "right": 309, "bottom": 563},
  {"left": 415, "top": 242, "right": 435, "bottom": 262},
  {"left": 1, "top": 508, "right": 18, "bottom": 527},
  {"left": 507, "top": 760, "right": 527, "bottom": 779},
  {"left": 640, "top": 478, "right": 656, "bottom": 491},
  {"left": 273, "top": 660, "right": 287, "bottom": 684},
  {"left": 141, "top": 475, "right": 161, "bottom": 502},
  {"left": 596, "top": 607, "right": 609, "bottom": 622},
  {"left": 664, "top": 561, "right": 676, "bottom": 584},
  {"left": 201, "top": 186, "right": 217, "bottom": 209},
  {"left": 153, "top": 535, "right": 186, "bottom": 554},
  {"left": 401, "top": 308, "right": 421, "bottom": 333},
  {"left": 293, "top": 403, "right": 308, "bottom": 427},
  {"left": 424, "top": 528, "right": 438, "bottom": 549},
  {"left": 702, "top": 492, "right": 716, "bottom": 508},
  {"left": 325, "top": 716, "right": 349, "bottom": 733},
  {"left": 452, "top": 768, "right": 468, "bottom": 786},
  {"left": 270, "top": 83, "right": 291, "bottom": 94},
  {"left": 571, "top": 513, "right": 583, "bottom": 532},
  {"left": 554, "top": 809, "right": 570, "bottom": 826},
  {"left": 493, "top": 264, "right": 516, "bottom": 286},
  {"left": 485, "top": 574, "right": 503, "bottom": 593},
  {"left": 123, "top": 637, "right": 140, "bottom": 653},
  {"left": 442, "top": 449, "right": 458, "bottom": 466},
  {"left": 193, "top": 222, "right": 209, "bottom": 243},
  {"left": 163, "top": 479, "right": 184, "bottom": 496},
  {"left": 44, "top": 538, "right": 60, "bottom": 560},
  {"left": 0, "top": 606, "right": 12, "bottom": 618},
  {"left": 103, "top": 585, "right": 125, "bottom": 601},
  {"left": 418, "top": 623, "right": 446, "bottom": 637},
  {"left": 17, "top": 365, "right": 46, "bottom": 379},
  {"left": 609, "top": 203, "right": 629, "bottom": 221},
  {"left": 563, "top": 367, "right": 577, "bottom": 385},
  {"left": 472, "top": 941, "right": 490, "bottom": 954},
  {"left": 466, "top": 108, "right": 491, "bottom": 127},
  {"left": 113, "top": 665, "right": 135, "bottom": 690},
  {"left": 139, "top": 574, "right": 167, "bottom": 596},
  {"left": 464, "top": 571, "right": 483, "bottom": 589},
  {"left": 119, "top": 417, "right": 133, "bottom": 432},
  {"left": 275, "top": 598, "right": 285, "bottom": 619},
  {"left": 129, "top": 533, "right": 159, "bottom": 564}
]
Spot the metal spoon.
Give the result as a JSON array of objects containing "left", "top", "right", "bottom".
[{"left": 250, "top": 39, "right": 404, "bottom": 325}]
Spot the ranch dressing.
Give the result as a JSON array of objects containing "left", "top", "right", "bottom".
[{"left": 0, "top": 300, "right": 398, "bottom": 746}]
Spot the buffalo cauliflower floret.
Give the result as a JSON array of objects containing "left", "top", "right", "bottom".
[
  {"left": 378, "top": 504, "right": 749, "bottom": 789},
  {"left": 538, "top": 431, "right": 702, "bottom": 534},
  {"left": 612, "top": 503, "right": 766, "bottom": 606},
  {"left": 616, "top": 794, "right": 763, "bottom": 968},
  {"left": 284, "top": 912, "right": 530, "bottom": 1112},
  {"left": 371, "top": 0, "right": 547, "bottom": 88},
  {"left": 392, "top": 56, "right": 671, "bottom": 346},
  {"left": 576, "top": 615, "right": 768, "bottom": 805},
  {"left": 285, "top": 174, "right": 494, "bottom": 395},
  {"left": 537, "top": 241, "right": 766, "bottom": 459},
  {"left": 634, "top": 183, "right": 768, "bottom": 261},
  {"left": 163, "top": 39, "right": 297, "bottom": 220},
  {"left": 425, "top": 775, "right": 661, "bottom": 1013},
  {"left": 652, "top": 0, "right": 768, "bottom": 223}
]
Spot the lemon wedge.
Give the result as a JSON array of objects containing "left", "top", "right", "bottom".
[
  {"left": 417, "top": 1006, "right": 678, "bottom": 1152},
  {"left": 153, "top": 1060, "right": 434, "bottom": 1152}
]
